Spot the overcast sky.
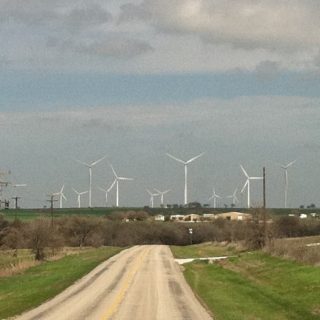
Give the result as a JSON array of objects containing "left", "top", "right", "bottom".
[{"left": 1, "top": 0, "right": 320, "bottom": 209}]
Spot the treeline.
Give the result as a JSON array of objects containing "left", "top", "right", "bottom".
[{"left": 0, "top": 212, "right": 319, "bottom": 260}]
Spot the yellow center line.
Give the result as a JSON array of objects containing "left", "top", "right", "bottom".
[{"left": 100, "top": 247, "right": 150, "bottom": 320}]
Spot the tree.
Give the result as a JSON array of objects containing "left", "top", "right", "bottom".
[{"left": 27, "top": 219, "right": 52, "bottom": 260}]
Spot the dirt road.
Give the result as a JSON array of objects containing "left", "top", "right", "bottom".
[{"left": 15, "top": 245, "right": 212, "bottom": 320}]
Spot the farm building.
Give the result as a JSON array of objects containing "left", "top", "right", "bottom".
[
  {"left": 154, "top": 214, "right": 165, "bottom": 221},
  {"left": 216, "top": 212, "right": 252, "bottom": 221}
]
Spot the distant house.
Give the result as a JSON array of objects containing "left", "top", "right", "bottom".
[
  {"left": 203, "top": 213, "right": 215, "bottom": 220},
  {"left": 299, "top": 213, "right": 307, "bottom": 219},
  {"left": 154, "top": 214, "right": 165, "bottom": 221},
  {"left": 183, "top": 214, "right": 201, "bottom": 222},
  {"left": 216, "top": 212, "right": 252, "bottom": 221},
  {"left": 170, "top": 214, "right": 185, "bottom": 221}
]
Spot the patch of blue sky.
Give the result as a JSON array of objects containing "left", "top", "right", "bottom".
[{"left": 0, "top": 70, "right": 320, "bottom": 111}]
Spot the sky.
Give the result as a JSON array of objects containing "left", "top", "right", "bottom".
[{"left": 1, "top": 0, "right": 320, "bottom": 209}]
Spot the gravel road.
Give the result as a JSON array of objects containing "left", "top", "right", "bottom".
[{"left": 15, "top": 245, "right": 212, "bottom": 320}]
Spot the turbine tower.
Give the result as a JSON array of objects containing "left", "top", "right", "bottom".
[
  {"left": 154, "top": 188, "right": 170, "bottom": 207},
  {"left": 227, "top": 188, "right": 239, "bottom": 206},
  {"left": 110, "top": 164, "right": 133, "bottom": 207},
  {"left": 240, "top": 165, "right": 263, "bottom": 208},
  {"left": 279, "top": 160, "right": 296, "bottom": 208},
  {"left": 98, "top": 179, "right": 116, "bottom": 207},
  {"left": 166, "top": 152, "right": 204, "bottom": 205},
  {"left": 53, "top": 185, "right": 67, "bottom": 209},
  {"left": 147, "top": 189, "right": 159, "bottom": 208},
  {"left": 208, "top": 188, "right": 221, "bottom": 209},
  {"left": 75, "top": 155, "right": 107, "bottom": 208},
  {"left": 72, "top": 188, "right": 88, "bottom": 208}
]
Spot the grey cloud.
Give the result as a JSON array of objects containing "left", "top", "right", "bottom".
[
  {"left": 63, "top": 4, "right": 112, "bottom": 33},
  {"left": 118, "top": 3, "right": 151, "bottom": 23},
  {"left": 119, "top": 0, "right": 320, "bottom": 52},
  {"left": 254, "top": 61, "right": 281, "bottom": 81},
  {"left": 77, "top": 38, "right": 153, "bottom": 58},
  {"left": 0, "top": 1, "right": 112, "bottom": 33}
]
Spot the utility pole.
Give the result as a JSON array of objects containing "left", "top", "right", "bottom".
[
  {"left": 12, "top": 196, "right": 21, "bottom": 210},
  {"left": 263, "top": 167, "right": 267, "bottom": 245},
  {"left": 47, "top": 195, "right": 58, "bottom": 227},
  {"left": 263, "top": 167, "right": 266, "bottom": 209}
]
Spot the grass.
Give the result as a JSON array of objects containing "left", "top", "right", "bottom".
[
  {"left": 3, "top": 207, "right": 320, "bottom": 221},
  {"left": 170, "top": 242, "right": 240, "bottom": 259},
  {"left": 180, "top": 251, "right": 320, "bottom": 320},
  {"left": 0, "top": 246, "right": 123, "bottom": 319},
  {"left": 0, "top": 249, "right": 34, "bottom": 269}
]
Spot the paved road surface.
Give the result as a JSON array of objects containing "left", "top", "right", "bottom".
[{"left": 15, "top": 245, "right": 212, "bottom": 320}]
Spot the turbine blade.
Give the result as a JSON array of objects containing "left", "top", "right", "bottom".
[
  {"left": 62, "top": 193, "right": 67, "bottom": 201},
  {"left": 98, "top": 187, "right": 107, "bottom": 193},
  {"left": 72, "top": 188, "right": 79, "bottom": 194},
  {"left": 154, "top": 188, "right": 162, "bottom": 194},
  {"left": 286, "top": 159, "right": 297, "bottom": 168},
  {"left": 109, "top": 164, "right": 118, "bottom": 178},
  {"left": 74, "top": 159, "right": 91, "bottom": 167},
  {"left": 118, "top": 177, "right": 133, "bottom": 181},
  {"left": 241, "top": 180, "right": 249, "bottom": 193},
  {"left": 186, "top": 152, "right": 204, "bottom": 164},
  {"left": 250, "top": 177, "right": 263, "bottom": 180},
  {"left": 107, "top": 179, "right": 116, "bottom": 192},
  {"left": 91, "top": 155, "right": 107, "bottom": 167},
  {"left": 166, "top": 153, "right": 186, "bottom": 164},
  {"left": 80, "top": 191, "right": 88, "bottom": 195},
  {"left": 240, "top": 165, "right": 249, "bottom": 178},
  {"left": 146, "top": 189, "right": 152, "bottom": 196}
]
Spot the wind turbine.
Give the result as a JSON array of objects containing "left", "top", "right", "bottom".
[
  {"left": 72, "top": 188, "right": 88, "bottom": 208},
  {"left": 208, "top": 188, "right": 221, "bottom": 209},
  {"left": 98, "top": 179, "right": 116, "bottom": 207},
  {"left": 240, "top": 165, "right": 263, "bottom": 208},
  {"left": 110, "top": 164, "right": 133, "bottom": 207},
  {"left": 227, "top": 188, "right": 239, "bottom": 207},
  {"left": 146, "top": 189, "right": 159, "bottom": 208},
  {"left": 74, "top": 155, "right": 107, "bottom": 208},
  {"left": 279, "top": 160, "right": 296, "bottom": 208},
  {"left": 166, "top": 152, "right": 204, "bottom": 205},
  {"left": 154, "top": 188, "right": 170, "bottom": 207},
  {"left": 53, "top": 185, "right": 67, "bottom": 209}
]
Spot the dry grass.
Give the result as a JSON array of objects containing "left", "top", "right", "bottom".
[
  {"left": 0, "top": 247, "right": 99, "bottom": 277},
  {"left": 0, "top": 259, "right": 40, "bottom": 277},
  {"left": 265, "top": 236, "right": 320, "bottom": 266}
]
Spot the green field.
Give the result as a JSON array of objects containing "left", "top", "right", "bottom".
[
  {"left": 171, "top": 244, "right": 320, "bottom": 320},
  {"left": 2, "top": 207, "right": 319, "bottom": 221},
  {"left": 0, "top": 246, "right": 123, "bottom": 319},
  {"left": 171, "top": 242, "right": 240, "bottom": 258}
]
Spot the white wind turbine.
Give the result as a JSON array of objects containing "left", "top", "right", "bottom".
[
  {"left": 240, "top": 165, "right": 263, "bottom": 208},
  {"left": 208, "top": 188, "right": 221, "bottom": 209},
  {"left": 166, "top": 152, "right": 204, "bottom": 205},
  {"left": 279, "top": 160, "right": 296, "bottom": 208},
  {"left": 146, "top": 189, "right": 159, "bottom": 208},
  {"left": 110, "top": 164, "right": 133, "bottom": 207},
  {"left": 154, "top": 188, "right": 170, "bottom": 207},
  {"left": 72, "top": 188, "right": 88, "bottom": 208},
  {"left": 75, "top": 155, "right": 107, "bottom": 208},
  {"left": 98, "top": 179, "right": 116, "bottom": 207},
  {"left": 53, "top": 185, "right": 67, "bottom": 209},
  {"left": 227, "top": 188, "right": 239, "bottom": 207}
]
